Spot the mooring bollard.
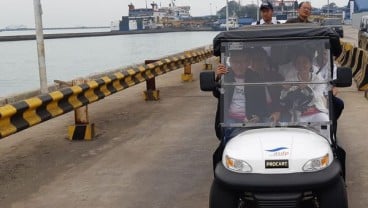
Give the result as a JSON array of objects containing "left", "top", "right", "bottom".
[
  {"left": 144, "top": 60, "right": 160, "bottom": 101},
  {"left": 68, "top": 79, "right": 95, "bottom": 141},
  {"left": 181, "top": 51, "right": 194, "bottom": 82}
]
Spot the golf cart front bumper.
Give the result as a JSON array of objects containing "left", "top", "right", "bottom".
[{"left": 214, "top": 160, "right": 343, "bottom": 192}]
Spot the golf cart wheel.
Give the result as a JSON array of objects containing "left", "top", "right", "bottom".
[
  {"left": 318, "top": 176, "right": 348, "bottom": 208},
  {"left": 209, "top": 180, "right": 239, "bottom": 208}
]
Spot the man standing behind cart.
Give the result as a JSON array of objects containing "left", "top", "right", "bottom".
[
  {"left": 286, "top": 1, "right": 312, "bottom": 23},
  {"left": 252, "top": 2, "right": 279, "bottom": 25}
]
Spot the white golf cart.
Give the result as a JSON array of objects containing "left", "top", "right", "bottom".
[{"left": 200, "top": 24, "right": 352, "bottom": 208}]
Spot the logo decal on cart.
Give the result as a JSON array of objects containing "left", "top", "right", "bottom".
[
  {"left": 265, "top": 147, "right": 290, "bottom": 157},
  {"left": 265, "top": 147, "right": 288, "bottom": 152}
]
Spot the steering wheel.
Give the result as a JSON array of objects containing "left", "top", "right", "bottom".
[{"left": 280, "top": 86, "right": 314, "bottom": 111}]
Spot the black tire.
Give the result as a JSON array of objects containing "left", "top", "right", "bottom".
[
  {"left": 318, "top": 176, "right": 348, "bottom": 208},
  {"left": 209, "top": 180, "right": 239, "bottom": 208},
  {"left": 200, "top": 71, "right": 216, "bottom": 91}
]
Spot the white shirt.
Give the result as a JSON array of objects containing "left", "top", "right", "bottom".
[
  {"left": 251, "top": 19, "right": 279, "bottom": 25},
  {"left": 314, "top": 62, "right": 337, "bottom": 81},
  {"left": 278, "top": 62, "right": 294, "bottom": 78},
  {"left": 283, "top": 67, "right": 328, "bottom": 114},
  {"left": 229, "top": 77, "right": 246, "bottom": 120}
]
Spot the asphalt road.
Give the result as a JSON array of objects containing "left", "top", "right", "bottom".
[{"left": 0, "top": 26, "right": 367, "bottom": 208}]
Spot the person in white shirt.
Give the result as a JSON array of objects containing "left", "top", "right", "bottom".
[
  {"left": 213, "top": 50, "right": 251, "bottom": 141},
  {"left": 251, "top": 2, "right": 279, "bottom": 25},
  {"left": 314, "top": 49, "right": 345, "bottom": 137},
  {"left": 281, "top": 50, "right": 329, "bottom": 122}
]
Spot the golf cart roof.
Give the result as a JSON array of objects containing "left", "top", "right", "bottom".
[{"left": 213, "top": 24, "right": 342, "bottom": 57}]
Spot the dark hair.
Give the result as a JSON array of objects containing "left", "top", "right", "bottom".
[
  {"left": 298, "top": 2, "right": 303, "bottom": 9},
  {"left": 293, "top": 48, "right": 313, "bottom": 62},
  {"left": 230, "top": 50, "right": 244, "bottom": 57},
  {"left": 298, "top": 1, "right": 311, "bottom": 9},
  {"left": 230, "top": 48, "right": 253, "bottom": 57},
  {"left": 252, "top": 47, "right": 268, "bottom": 57},
  {"left": 251, "top": 47, "right": 272, "bottom": 70}
]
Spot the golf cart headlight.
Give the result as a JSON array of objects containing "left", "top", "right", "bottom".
[
  {"left": 302, "top": 154, "right": 330, "bottom": 172},
  {"left": 224, "top": 155, "right": 252, "bottom": 173}
]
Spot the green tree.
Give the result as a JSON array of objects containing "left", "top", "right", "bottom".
[
  {"left": 240, "top": 4, "right": 258, "bottom": 19},
  {"left": 216, "top": 1, "right": 258, "bottom": 19}
]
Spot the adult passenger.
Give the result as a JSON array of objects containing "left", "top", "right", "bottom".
[
  {"left": 285, "top": 1, "right": 344, "bottom": 137},
  {"left": 315, "top": 49, "right": 345, "bottom": 136},
  {"left": 214, "top": 48, "right": 286, "bottom": 142},
  {"left": 248, "top": 47, "right": 284, "bottom": 122},
  {"left": 211, "top": 49, "right": 280, "bottom": 170},
  {"left": 212, "top": 50, "right": 253, "bottom": 170},
  {"left": 282, "top": 50, "right": 329, "bottom": 122},
  {"left": 213, "top": 50, "right": 259, "bottom": 142}
]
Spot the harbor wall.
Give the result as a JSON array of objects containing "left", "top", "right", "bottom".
[{"left": 0, "top": 27, "right": 214, "bottom": 42}]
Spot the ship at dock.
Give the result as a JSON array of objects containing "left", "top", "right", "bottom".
[
  {"left": 109, "top": 0, "right": 300, "bottom": 32},
  {"left": 111, "top": 1, "right": 215, "bottom": 32}
]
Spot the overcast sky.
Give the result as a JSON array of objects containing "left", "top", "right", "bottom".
[{"left": 0, "top": 0, "right": 349, "bottom": 28}]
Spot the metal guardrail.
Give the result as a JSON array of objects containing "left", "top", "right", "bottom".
[
  {"left": 336, "top": 41, "right": 368, "bottom": 91},
  {"left": 0, "top": 47, "right": 214, "bottom": 138}
]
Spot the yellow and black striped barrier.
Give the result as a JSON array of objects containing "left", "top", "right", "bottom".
[
  {"left": 0, "top": 47, "right": 213, "bottom": 139},
  {"left": 337, "top": 41, "right": 368, "bottom": 91},
  {"left": 68, "top": 123, "right": 95, "bottom": 141},
  {"left": 359, "top": 39, "right": 368, "bottom": 51}
]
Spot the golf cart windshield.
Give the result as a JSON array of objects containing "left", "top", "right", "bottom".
[{"left": 221, "top": 39, "right": 332, "bottom": 131}]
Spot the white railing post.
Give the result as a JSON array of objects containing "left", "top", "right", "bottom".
[
  {"left": 257, "top": 0, "right": 260, "bottom": 21},
  {"left": 226, "top": 0, "right": 229, "bottom": 31},
  {"left": 33, "top": 0, "right": 48, "bottom": 94}
]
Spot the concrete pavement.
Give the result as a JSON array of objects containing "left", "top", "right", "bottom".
[
  {"left": 330, "top": 25, "right": 368, "bottom": 207},
  {"left": 0, "top": 60, "right": 219, "bottom": 208},
  {"left": 338, "top": 85, "right": 368, "bottom": 208}
]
